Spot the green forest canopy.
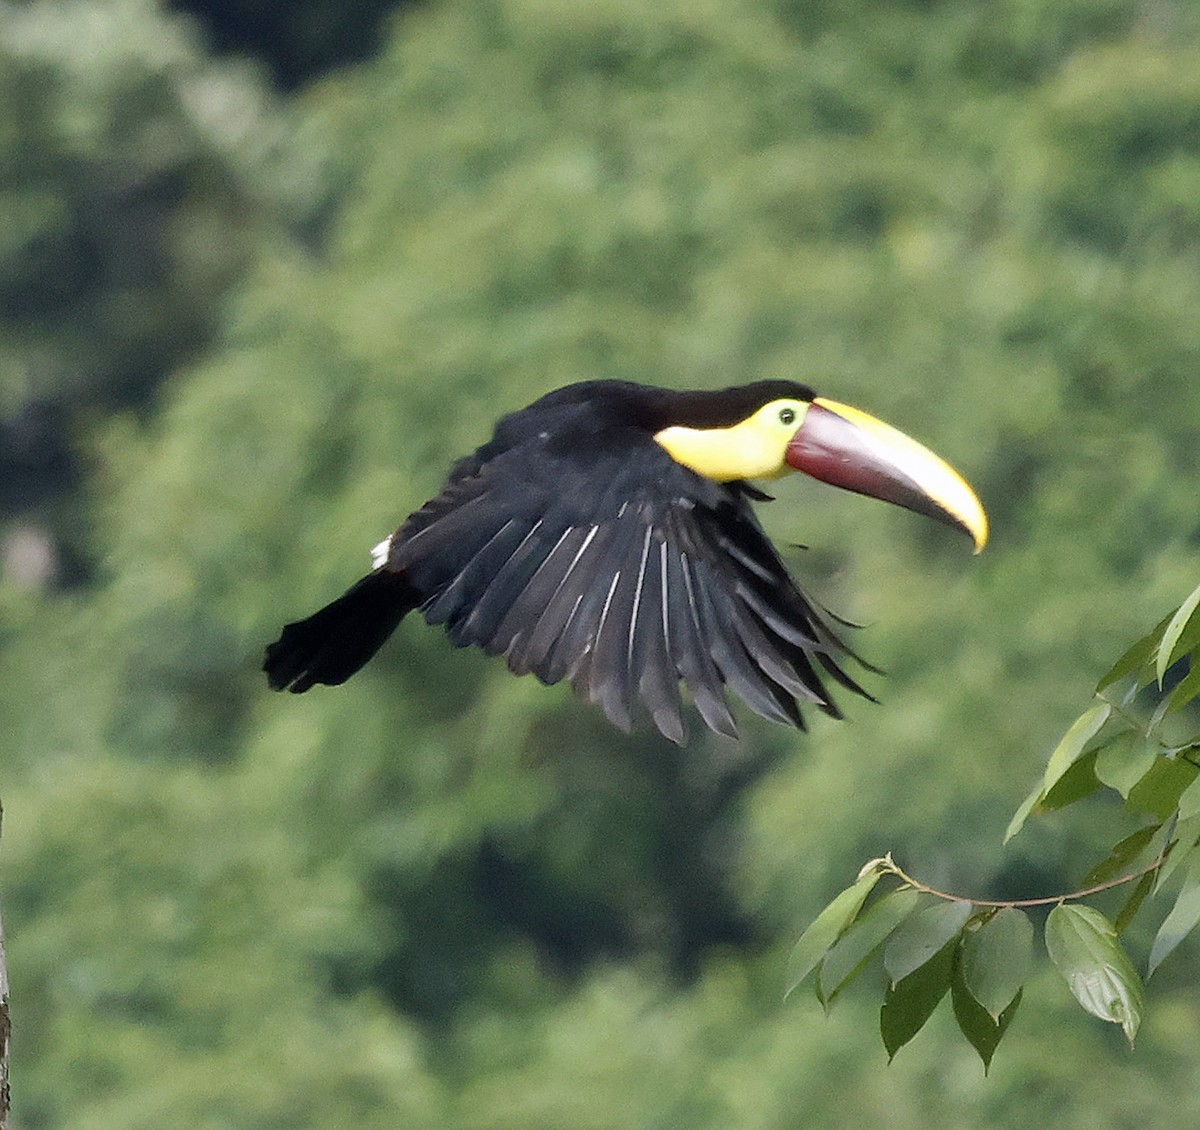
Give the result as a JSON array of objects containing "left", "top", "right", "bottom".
[{"left": 3, "top": 0, "right": 1200, "bottom": 1126}]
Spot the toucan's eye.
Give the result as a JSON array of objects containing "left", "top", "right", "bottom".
[{"left": 778, "top": 407, "right": 796, "bottom": 426}]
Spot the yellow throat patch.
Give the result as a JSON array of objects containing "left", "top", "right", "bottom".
[{"left": 653, "top": 399, "right": 810, "bottom": 482}]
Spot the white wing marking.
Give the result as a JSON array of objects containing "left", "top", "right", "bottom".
[
  {"left": 626, "top": 524, "right": 654, "bottom": 668},
  {"left": 659, "top": 539, "right": 671, "bottom": 662}
]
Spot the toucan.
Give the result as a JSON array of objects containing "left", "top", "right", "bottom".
[{"left": 264, "top": 380, "right": 987, "bottom": 742}]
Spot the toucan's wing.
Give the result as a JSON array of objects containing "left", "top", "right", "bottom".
[{"left": 383, "top": 423, "right": 866, "bottom": 742}]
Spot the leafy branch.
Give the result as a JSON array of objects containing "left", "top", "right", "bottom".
[{"left": 787, "top": 579, "right": 1200, "bottom": 1068}]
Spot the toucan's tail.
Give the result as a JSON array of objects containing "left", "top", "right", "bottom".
[{"left": 264, "top": 571, "right": 422, "bottom": 693}]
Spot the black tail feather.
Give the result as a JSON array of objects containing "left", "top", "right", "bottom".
[{"left": 264, "top": 572, "right": 421, "bottom": 693}]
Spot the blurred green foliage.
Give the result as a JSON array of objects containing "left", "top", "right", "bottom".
[
  {"left": 0, "top": 0, "right": 324, "bottom": 563},
  {"left": 4, "top": 0, "right": 1200, "bottom": 1125}
]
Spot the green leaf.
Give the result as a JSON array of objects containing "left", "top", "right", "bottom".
[
  {"left": 1097, "top": 616, "right": 1170, "bottom": 692},
  {"left": 951, "top": 959, "right": 1021, "bottom": 1074},
  {"left": 1177, "top": 773, "right": 1200, "bottom": 821},
  {"left": 1148, "top": 863, "right": 1200, "bottom": 978},
  {"left": 959, "top": 908, "right": 1033, "bottom": 1021},
  {"left": 1005, "top": 745, "right": 1111, "bottom": 835},
  {"left": 1094, "top": 731, "right": 1159, "bottom": 799},
  {"left": 1039, "top": 750, "right": 1101, "bottom": 810},
  {"left": 1115, "top": 870, "right": 1156, "bottom": 935},
  {"left": 1045, "top": 905, "right": 1144, "bottom": 1045},
  {"left": 784, "top": 870, "right": 881, "bottom": 999},
  {"left": 1156, "top": 580, "right": 1200, "bottom": 687},
  {"left": 1147, "top": 692, "right": 1174, "bottom": 736},
  {"left": 883, "top": 900, "right": 973, "bottom": 985},
  {"left": 880, "top": 939, "right": 955, "bottom": 1062},
  {"left": 1153, "top": 812, "right": 1200, "bottom": 893},
  {"left": 1128, "top": 756, "right": 1199, "bottom": 820},
  {"left": 1080, "top": 824, "right": 1162, "bottom": 887},
  {"left": 1004, "top": 782, "right": 1043, "bottom": 843},
  {"left": 818, "top": 888, "right": 921, "bottom": 1009},
  {"left": 1168, "top": 661, "right": 1200, "bottom": 714},
  {"left": 1042, "top": 702, "right": 1111, "bottom": 794}
]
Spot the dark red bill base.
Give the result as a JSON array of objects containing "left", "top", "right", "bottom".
[{"left": 785, "top": 400, "right": 988, "bottom": 550}]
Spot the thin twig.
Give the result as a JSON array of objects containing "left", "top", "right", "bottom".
[{"left": 871, "top": 848, "right": 1167, "bottom": 910}]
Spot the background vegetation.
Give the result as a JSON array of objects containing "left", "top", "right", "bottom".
[{"left": 3, "top": 0, "right": 1200, "bottom": 1125}]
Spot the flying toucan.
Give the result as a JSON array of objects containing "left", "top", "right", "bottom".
[{"left": 264, "top": 380, "right": 987, "bottom": 742}]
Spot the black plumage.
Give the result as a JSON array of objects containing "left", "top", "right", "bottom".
[{"left": 264, "top": 380, "right": 886, "bottom": 742}]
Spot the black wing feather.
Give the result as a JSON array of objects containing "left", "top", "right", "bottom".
[
  {"left": 509, "top": 523, "right": 600, "bottom": 680},
  {"left": 683, "top": 554, "right": 804, "bottom": 728},
  {"left": 535, "top": 522, "right": 620, "bottom": 685},
  {"left": 455, "top": 519, "right": 553, "bottom": 653},
  {"left": 574, "top": 517, "right": 644, "bottom": 733},
  {"left": 501, "top": 524, "right": 594, "bottom": 676},
  {"left": 664, "top": 544, "right": 738, "bottom": 738},
  {"left": 421, "top": 516, "right": 523, "bottom": 627},
  {"left": 630, "top": 533, "right": 686, "bottom": 743}
]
